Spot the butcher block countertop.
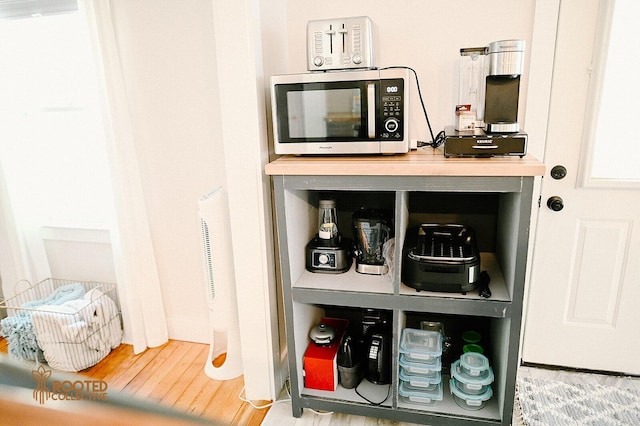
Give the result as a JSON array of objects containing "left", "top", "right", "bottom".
[{"left": 264, "top": 148, "right": 545, "bottom": 177}]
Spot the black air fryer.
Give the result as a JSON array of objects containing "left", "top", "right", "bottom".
[{"left": 402, "top": 224, "right": 480, "bottom": 293}]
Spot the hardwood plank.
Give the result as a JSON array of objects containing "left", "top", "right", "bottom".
[
  {"left": 106, "top": 342, "right": 167, "bottom": 391},
  {"left": 125, "top": 340, "right": 192, "bottom": 400},
  {"left": 231, "top": 396, "right": 274, "bottom": 425},
  {"left": 158, "top": 343, "right": 209, "bottom": 406},
  {"left": 0, "top": 337, "right": 270, "bottom": 425},
  {"left": 82, "top": 343, "right": 134, "bottom": 380},
  {"left": 142, "top": 341, "right": 207, "bottom": 402},
  {"left": 201, "top": 376, "right": 246, "bottom": 424},
  {"left": 181, "top": 370, "right": 225, "bottom": 417}
]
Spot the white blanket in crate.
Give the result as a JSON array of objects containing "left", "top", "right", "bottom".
[{"left": 31, "top": 288, "right": 122, "bottom": 371}]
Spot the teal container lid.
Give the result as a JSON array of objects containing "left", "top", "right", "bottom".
[
  {"left": 399, "top": 328, "right": 443, "bottom": 362},
  {"left": 451, "top": 360, "right": 494, "bottom": 385},
  {"left": 449, "top": 378, "right": 493, "bottom": 402},
  {"left": 399, "top": 353, "right": 442, "bottom": 372},
  {"left": 399, "top": 366, "right": 442, "bottom": 386},
  {"left": 460, "top": 352, "right": 490, "bottom": 375},
  {"left": 399, "top": 380, "right": 443, "bottom": 402}
]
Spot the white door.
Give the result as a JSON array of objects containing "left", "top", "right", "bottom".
[{"left": 522, "top": 0, "right": 640, "bottom": 375}]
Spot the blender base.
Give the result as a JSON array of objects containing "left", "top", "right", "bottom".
[{"left": 356, "top": 262, "right": 388, "bottom": 275}]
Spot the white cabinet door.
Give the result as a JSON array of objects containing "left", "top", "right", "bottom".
[{"left": 522, "top": 0, "right": 640, "bottom": 375}]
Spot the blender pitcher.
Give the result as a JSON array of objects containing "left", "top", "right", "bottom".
[
  {"left": 352, "top": 208, "right": 392, "bottom": 275},
  {"left": 318, "top": 197, "right": 339, "bottom": 241}
]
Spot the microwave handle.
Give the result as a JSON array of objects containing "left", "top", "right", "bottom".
[{"left": 367, "top": 83, "right": 376, "bottom": 138}]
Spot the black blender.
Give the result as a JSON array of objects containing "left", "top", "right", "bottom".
[
  {"left": 305, "top": 196, "right": 352, "bottom": 273},
  {"left": 352, "top": 208, "right": 393, "bottom": 275}
]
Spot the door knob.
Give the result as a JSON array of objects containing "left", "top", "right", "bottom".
[
  {"left": 551, "top": 165, "right": 567, "bottom": 180},
  {"left": 547, "top": 196, "right": 564, "bottom": 211}
]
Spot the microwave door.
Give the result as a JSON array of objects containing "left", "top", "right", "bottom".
[{"left": 275, "top": 82, "right": 374, "bottom": 142}]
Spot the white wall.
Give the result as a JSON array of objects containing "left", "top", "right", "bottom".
[{"left": 283, "top": 0, "right": 536, "bottom": 147}]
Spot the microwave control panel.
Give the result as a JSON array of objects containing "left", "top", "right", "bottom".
[
  {"left": 307, "top": 16, "right": 374, "bottom": 71},
  {"left": 380, "top": 79, "right": 405, "bottom": 141}
]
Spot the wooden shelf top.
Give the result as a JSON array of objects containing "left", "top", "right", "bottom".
[{"left": 265, "top": 148, "right": 545, "bottom": 177}]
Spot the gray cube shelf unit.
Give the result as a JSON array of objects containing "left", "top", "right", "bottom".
[{"left": 265, "top": 151, "right": 544, "bottom": 425}]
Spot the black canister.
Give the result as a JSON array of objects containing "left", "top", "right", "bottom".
[{"left": 337, "top": 335, "right": 361, "bottom": 389}]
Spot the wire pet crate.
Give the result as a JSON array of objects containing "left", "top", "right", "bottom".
[{"left": 0, "top": 278, "right": 122, "bottom": 372}]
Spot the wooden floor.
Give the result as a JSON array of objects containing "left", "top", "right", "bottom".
[{"left": 0, "top": 337, "right": 271, "bottom": 425}]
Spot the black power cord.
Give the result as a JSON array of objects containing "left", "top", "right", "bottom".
[
  {"left": 354, "top": 378, "right": 392, "bottom": 406},
  {"left": 380, "top": 66, "right": 446, "bottom": 148}
]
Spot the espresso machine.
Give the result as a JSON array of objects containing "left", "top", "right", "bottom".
[
  {"left": 305, "top": 196, "right": 352, "bottom": 273},
  {"left": 352, "top": 208, "right": 392, "bottom": 275}
]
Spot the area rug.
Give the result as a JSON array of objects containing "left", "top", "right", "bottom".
[{"left": 517, "top": 376, "right": 640, "bottom": 426}]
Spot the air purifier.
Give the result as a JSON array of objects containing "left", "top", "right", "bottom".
[{"left": 199, "top": 186, "right": 243, "bottom": 380}]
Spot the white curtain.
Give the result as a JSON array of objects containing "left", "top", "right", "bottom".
[{"left": 79, "top": 0, "right": 168, "bottom": 353}]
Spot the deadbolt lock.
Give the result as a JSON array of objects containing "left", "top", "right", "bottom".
[{"left": 551, "top": 165, "right": 567, "bottom": 180}]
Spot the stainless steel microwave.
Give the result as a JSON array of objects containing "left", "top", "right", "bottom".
[{"left": 270, "top": 69, "right": 411, "bottom": 155}]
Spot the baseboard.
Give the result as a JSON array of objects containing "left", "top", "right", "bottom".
[
  {"left": 166, "top": 315, "right": 210, "bottom": 344},
  {"left": 520, "top": 360, "right": 640, "bottom": 378}
]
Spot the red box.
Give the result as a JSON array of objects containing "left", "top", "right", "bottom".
[{"left": 303, "top": 317, "right": 348, "bottom": 391}]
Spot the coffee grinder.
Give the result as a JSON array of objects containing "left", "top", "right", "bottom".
[
  {"left": 305, "top": 196, "right": 352, "bottom": 273},
  {"left": 352, "top": 208, "right": 392, "bottom": 275}
]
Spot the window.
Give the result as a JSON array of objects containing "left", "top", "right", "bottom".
[
  {"left": 581, "top": 0, "right": 640, "bottom": 186},
  {"left": 0, "top": 8, "right": 114, "bottom": 229}
]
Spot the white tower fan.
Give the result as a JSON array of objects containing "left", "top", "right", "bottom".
[{"left": 199, "top": 186, "right": 243, "bottom": 380}]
